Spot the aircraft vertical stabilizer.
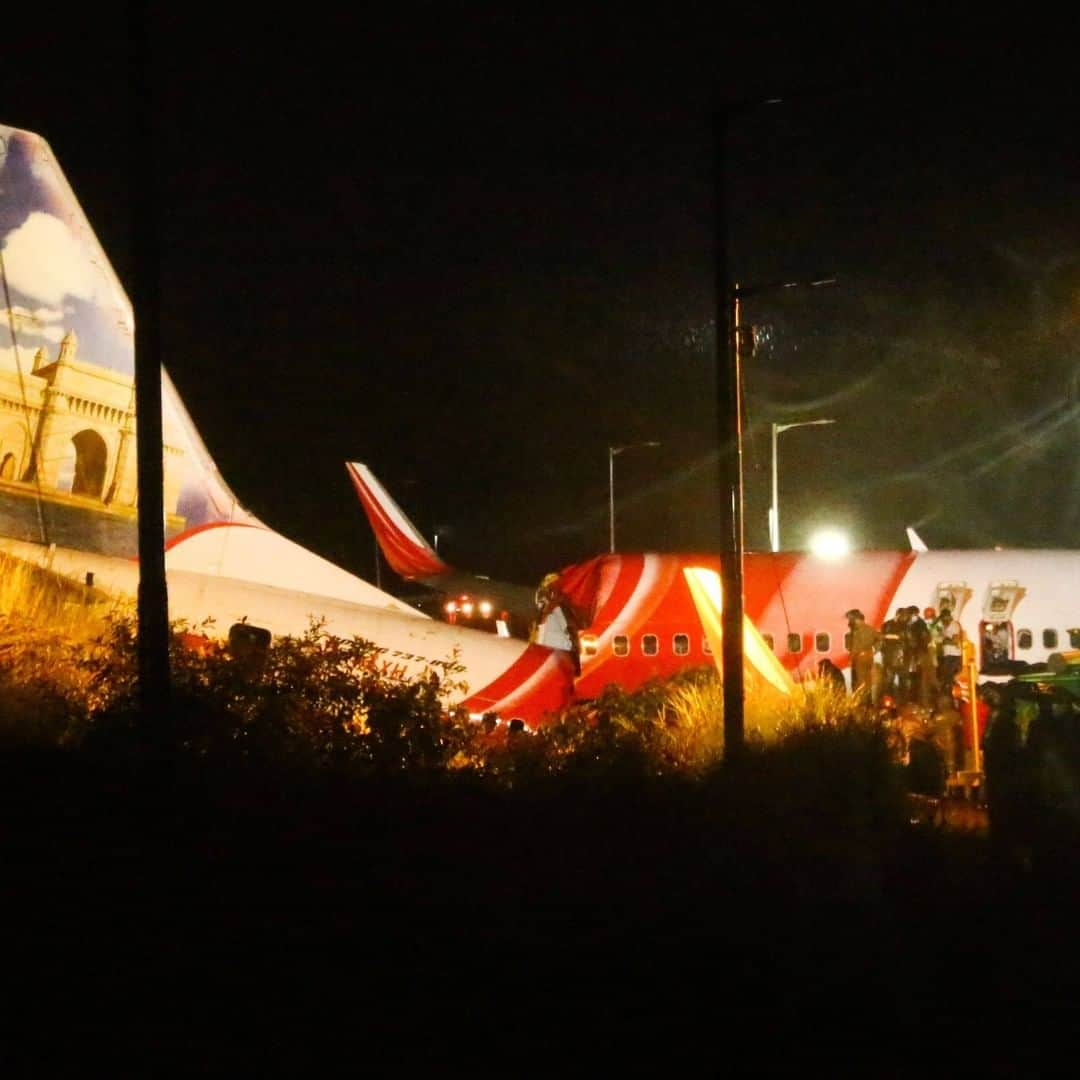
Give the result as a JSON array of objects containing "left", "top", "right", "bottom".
[
  {"left": 0, "top": 122, "right": 260, "bottom": 559},
  {"left": 345, "top": 462, "right": 451, "bottom": 580}
]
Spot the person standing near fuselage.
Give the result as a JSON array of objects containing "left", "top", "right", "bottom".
[
  {"left": 938, "top": 609, "right": 963, "bottom": 689},
  {"left": 846, "top": 609, "right": 879, "bottom": 701}
]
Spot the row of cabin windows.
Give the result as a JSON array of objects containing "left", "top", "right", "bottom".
[
  {"left": 609, "top": 632, "right": 833, "bottom": 658},
  {"left": 1017, "top": 628, "right": 1080, "bottom": 650},
  {"left": 760, "top": 632, "right": 832, "bottom": 655},
  {"left": 610, "top": 633, "right": 696, "bottom": 658},
  {"left": 609, "top": 631, "right": 829, "bottom": 658},
  {"left": 606, "top": 627, "right": 1080, "bottom": 660}
]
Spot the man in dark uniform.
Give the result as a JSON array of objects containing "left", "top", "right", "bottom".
[
  {"left": 880, "top": 608, "right": 906, "bottom": 702},
  {"left": 846, "top": 609, "right": 878, "bottom": 700},
  {"left": 905, "top": 605, "right": 935, "bottom": 707}
]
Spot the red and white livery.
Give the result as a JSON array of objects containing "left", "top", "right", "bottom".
[{"left": 349, "top": 462, "right": 1080, "bottom": 699}]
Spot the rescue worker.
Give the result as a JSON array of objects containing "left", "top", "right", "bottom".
[
  {"left": 984, "top": 622, "right": 1011, "bottom": 668},
  {"left": 938, "top": 609, "right": 963, "bottom": 689},
  {"left": 817, "top": 657, "right": 848, "bottom": 696},
  {"left": 845, "top": 609, "right": 878, "bottom": 700},
  {"left": 879, "top": 608, "right": 907, "bottom": 702},
  {"left": 931, "top": 692, "right": 964, "bottom": 780},
  {"left": 909, "top": 605, "right": 938, "bottom": 707}
]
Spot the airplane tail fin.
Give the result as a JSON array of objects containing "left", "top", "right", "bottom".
[
  {"left": 906, "top": 527, "right": 929, "bottom": 553},
  {"left": 345, "top": 461, "right": 452, "bottom": 581},
  {"left": 0, "top": 122, "right": 261, "bottom": 560}
]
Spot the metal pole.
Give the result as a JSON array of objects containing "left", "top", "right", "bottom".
[
  {"left": 716, "top": 111, "right": 746, "bottom": 761},
  {"left": 770, "top": 422, "right": 779, "bottom": 553},
  {"left": 608, "top": 447, "right": 615, "bottom": 554},
  {"left": 968, "top": 658, "right": 981, "bottom": 775},
  {"left": 130, "top": 8, "right": 171, "bottom": 731}
]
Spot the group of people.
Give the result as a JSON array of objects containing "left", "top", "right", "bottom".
[{"left": 845, "top": 604, "right": 964, "bottom": 708}]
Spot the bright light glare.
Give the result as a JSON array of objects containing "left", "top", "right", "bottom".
[
  {"left": 809, "top": 528, "right": 851, "bottom": 561},
  {"left": 479, "top": 600, "right": 493, "bottom": 618}
]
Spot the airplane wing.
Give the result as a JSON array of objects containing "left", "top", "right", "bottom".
[{"left": 345, "top": 461, "right": 538, "bottom": 633}]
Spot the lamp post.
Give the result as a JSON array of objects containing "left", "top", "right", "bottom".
[
  {"left": 718, "top": 280, "right": 835, "bottom": 757},
  {"left": 769, "top": 419, "right": 836, "bottom": 552},
  {"left": 716, "top": 98, "right": 835, "bottom": 758},
  {"left": 608, "top": 441, "right": 660, "bottom": 553}
]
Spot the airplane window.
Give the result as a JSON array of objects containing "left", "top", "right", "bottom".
[
  {"left": 613, "top": 634, "right": 629, "bottom": 657},
  {"left": 702, "top": 637, "right": 712, "bottom": 655},
  {"left": 1071, "top": 629, "right": 1080, "bottom": 650},
  {"left": 1044, "top": 629, "right": 1058, "bottom": 649},
  {"left": 1017, "top": 629, "right": 1032, "bottom": 650},
  {"left": 642, "top": 634, "right": 659, "bottom": 656},
  {"left": 673, "top": 633, "right": 690, "bottom": 656},
  {"left": 762, "top": 633, "right": 774, "bottom": 652},
  {"left": 843, "top": 631, "right": 852, "bottom": 651},
  {"left": 787, "top": 633, "right": 802, "bottom": 654},
  {"left": 815, "top": 632, "right": 830, "bottom": 653}
]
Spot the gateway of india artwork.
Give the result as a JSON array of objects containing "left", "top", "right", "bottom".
[{"left": 0, "top": 329, "right": 187, "bottom": 545}]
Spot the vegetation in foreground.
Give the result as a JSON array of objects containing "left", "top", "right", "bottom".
[
  {"left": 4, "top": 557, "right": 1080, "bottom": 1068},
  {"left": 0, "top": 552, "right": 916, "bottom": 879},
  {"left": 0, "top": 559, "right": 897, "bottom": 795}
]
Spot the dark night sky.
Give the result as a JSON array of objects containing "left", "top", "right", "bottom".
[{"left": 4, "top": 19, "right": 1079, "bottom": 590}]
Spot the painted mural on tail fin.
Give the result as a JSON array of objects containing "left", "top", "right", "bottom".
[{"left": 0, "top": 123, "right": 259, "bottom": 558}]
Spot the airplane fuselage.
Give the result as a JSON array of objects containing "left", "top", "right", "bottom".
[{"left": 556, "top": 550, "right": 1080, "bottom": 699}]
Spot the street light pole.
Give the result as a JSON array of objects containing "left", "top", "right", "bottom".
[
  {"left": 608, "top": 441, "right": 660, "bottom": 553},
  {"left": 716, "top": 97, "right": 835, "bottom": 759},
  {"left": 131, "top": 9, "right": 171, "bottom": 732},
  {"left": 769, "top": 418, "right": 836, "bottom": 552}
]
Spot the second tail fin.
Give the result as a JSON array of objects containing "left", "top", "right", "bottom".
[{"left": 345, "top": 462, "right": 452, "bottom": 581}]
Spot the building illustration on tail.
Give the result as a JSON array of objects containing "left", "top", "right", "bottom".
[{"left": 0, "top": 330, "right": 193, "bottom": 550}]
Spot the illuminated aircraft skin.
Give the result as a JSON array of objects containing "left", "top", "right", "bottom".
[
  {"left": 349, "top": 462, "right": 1080, "bottom": 694},
  {"left": 0, "top": 123, "right": 574, "bottom": 726}
]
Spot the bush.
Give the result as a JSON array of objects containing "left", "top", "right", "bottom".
[{"left": 0, "top": 573, "right": 912, "bottom": 850}]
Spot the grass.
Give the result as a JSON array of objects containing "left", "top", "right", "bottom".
[
  {"left": 0, "top": 573, "right": 1072, "bottom": 1069},
  {"left": 0, "top": 551, "right": 131, "bottom": 743}
]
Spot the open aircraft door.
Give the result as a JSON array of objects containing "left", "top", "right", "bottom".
[
  {"left": 934, "top": 581, "right": 972, "bottom": 618},
  {"left": 983, "top": 580, "right": 1026, "bottom": 622},
  {"left": 979, "top": 580, "right": 1027, "bottom": 673}
]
